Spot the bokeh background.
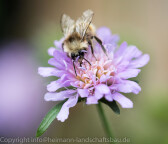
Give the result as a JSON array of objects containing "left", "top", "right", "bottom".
[{"left": 0, "top": 0, "right": 168, "bottom": 143}]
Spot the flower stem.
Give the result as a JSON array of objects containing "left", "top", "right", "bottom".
[{"left": 97, "top": 102, "right": 114, "bottom": 139}]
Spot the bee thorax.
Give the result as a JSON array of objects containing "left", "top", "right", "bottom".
[{"left": 63, "top": 35, "right": 88, "bottom": 55}]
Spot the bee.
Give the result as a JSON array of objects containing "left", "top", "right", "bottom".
[{"left": 61, "top": 10, "right": 107, "bottom": 76}]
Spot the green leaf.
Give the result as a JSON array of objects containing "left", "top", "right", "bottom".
[
  {"left": 100, "top": 99, "right": 120, "bottom": 115},
  {"left": 36, "top": 100, "right": 67, "bottom": 137}
]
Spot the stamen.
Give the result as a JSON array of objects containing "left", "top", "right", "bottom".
[{"left": 79, "top": 67, "right": 86, "bottom": 70}]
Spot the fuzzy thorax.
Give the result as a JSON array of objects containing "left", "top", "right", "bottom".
[{"left": 63, "top": 33, "right": 88, "bottom": 57}]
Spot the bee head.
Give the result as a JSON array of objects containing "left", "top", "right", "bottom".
[
  {"left": 78, "top": 50, "right": 85, "bottom": 57},
  {"left": 71, "top": 50, "right": 87, "bottom": 61}
]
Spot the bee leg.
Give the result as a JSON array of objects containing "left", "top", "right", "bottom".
[
  {"left": 88, "top": 40, "right": 97, "bottom": 60},
  {"left": 72, "top": 60, "right": 77, "bottom": 76},
  {"left": 80, "top": 62, "right": 82, "bottom": 67},
  {"left": 94, "top": 36, "right": 108, "bottom": 57},
  {"left": 83, "top": 57, "right": 91, "bottom": 66}
]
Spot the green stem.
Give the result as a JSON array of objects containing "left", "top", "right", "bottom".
[{"left": 97, "top": 102, "right": 113, "bottom": 139}]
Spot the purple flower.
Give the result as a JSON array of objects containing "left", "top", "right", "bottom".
[{"left": 38, "top": 27, "right": 150, "bottom": 122}]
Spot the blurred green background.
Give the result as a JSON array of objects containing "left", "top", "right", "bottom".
[{"left": 0, "top": 0, "right": 168, "bottom": 144}]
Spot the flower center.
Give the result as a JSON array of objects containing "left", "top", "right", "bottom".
[{"left": 76, "top": 59, "right": 116, "bottom": 89}]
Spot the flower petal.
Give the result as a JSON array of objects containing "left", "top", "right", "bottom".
[
  {"left": 116, "top": 69, "right": 141, "bottom": 79},
  {"left": 48, "top": 58, "right": 64, "bottom": 70},
  {"left": 100, "top": 75, "right": 108, "bottom": 83},
  {"left": 96, "top": 27, "right": 119, "bottom": 45},
  {"left": 116, "top": 60, "right": 130, "bottom": 72},
  {"left": 110, "top": 80, "right": 141, "bottom": 94},
  {"left": 38, "top": 67, "right": 57, "bottom": 77},
  {"left": 103, "top": 60, "right": 113, "bottom": 69},
  {"left": 47, "top": 80, "right": 61, "bottom": 92},
  {"left": 47, "top": 79, "right": 71, "bottom": 92},
  {"left": 104, "top": 44, "right": 115, "bottom": 54},
  {"left": 53, "top": 50, "right": 71, "bottom": 64},
  {"left": 94, "top": 90, "right": 103, "bottom": 99},
  {"left": 54, "top": 38, "right": 64, "bottom": 49},
  {"left": 96, "top": 84, "right": 111, "bottom": 94},
  {"left": 48, "top": 47, "right": 56, "bottom": 56},
  {"left": 114, "top": 42, "right": 128, "bottom": 58},
  {"left": 77, "top": 89, "right": 89, "bottom": 98},
  {"left": 128, "top": 54, "right": 150, "bottom": 68},
  {"left": 57, "top": 95, "right": 78, "bottom": 122},
  {"left": 105, "top": 93, "right": 113, "bottom": 101},
  {"left": 86, "top": 96, "right": 98, "bottom": 104},
  {"left": 95, "top": 84, "right": 111, "bottom": 99},
  {"left": 113, "top": 93, "right": 133, "bottom": 108},
  {"left": 122, "top": 45, "right": 142, "bottom": 61},
  {"left": 44, "top": 90, "right": 76, "bottom": 101},
  {"left": 96, "top": 27, "right": 112, "bottom": 38},
  {"left": 53, "top": 70, "right": 68, "bottom": 77}
]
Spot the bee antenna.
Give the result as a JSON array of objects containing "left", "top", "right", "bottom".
[
  {"left": 81, "top": 50, "right": 87, "bottom": 53},
  {"left": 72, "top": 60, "right": 77, "bottom": 76},
  {"left": 83, "top": 57, "right": 91, "bottom": 66}
]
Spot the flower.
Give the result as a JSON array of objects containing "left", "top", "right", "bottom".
[{"left": 38, "top": 27, "right": 150, "bottom": 122}]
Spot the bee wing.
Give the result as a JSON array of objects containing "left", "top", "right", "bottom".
[
  {"left": 61, "top": 14, "right": 75, "bottom": 37},
  {"left": 75, "top": 10, "right": 94, "bottom": 39}
]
